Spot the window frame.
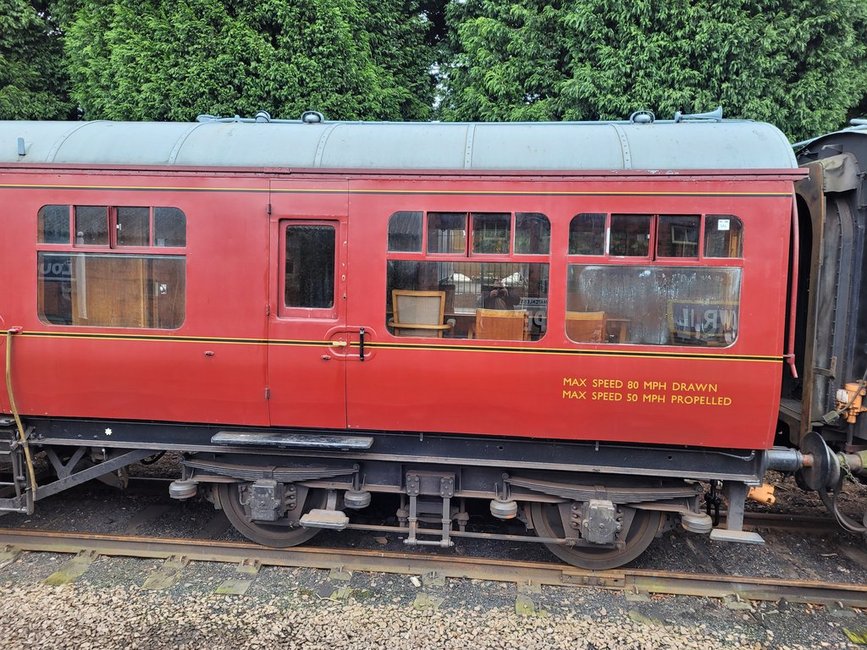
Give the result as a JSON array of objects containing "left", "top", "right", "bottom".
[
  {"left": 566, "top": 212, "right": 744, "bottom": 267},
  {"left": 36, "top": 203, "right": 188, "bottom": 330},
  {"left": 278, "top": 220, "right": 340, "bottom": 320},
  {"left": 385, "top": 210, "right": 552, "bottom": 342},
  {"left": 703, "top": 215, "right": 744, "bottom": 259},
  {"left": 565, "top": 212, "right": 745, "bottom": 348},
  {"left": 114, "top": 206, "right": 152, "bottom": 249},
  {"left": 389, "top": 210, "right": 552, "bottom": 264},
  {"left": 654, "top": 214, "right": 702, "bottom": 261},
  {"left": 566, "top": 263, "right": 743, "bottom": 347}
]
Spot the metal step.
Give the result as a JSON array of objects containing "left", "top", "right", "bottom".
[
  {"left": 212, "top": 431, "right": 374, "bottom": 451},
  {"left": 299, "top": 509, "right": 350, "bottom": 530}
]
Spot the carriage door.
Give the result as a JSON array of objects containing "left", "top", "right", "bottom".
[{"left": 267, "top": 215, "right": 348, "bottom": 428}]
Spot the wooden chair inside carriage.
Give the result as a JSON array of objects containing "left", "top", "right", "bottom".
[
  {"left": 471, "top": 308, "right": 529, "bottom": 341},
  {"left": 388, "top": 290, "right": 454, "bottom": 337},
  {"left": 565, "top": 311, "right": 606, "bottom": 343}
]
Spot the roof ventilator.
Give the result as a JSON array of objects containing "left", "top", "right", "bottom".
[
  {"left": 16, "top": 137, "right": 25, "bottom": 157},
  {"left": 194, "top": 111, "right": 325, "bottom": 124},
  {"left": 673, "top": 106, "right": 723, "bottom": 123},
  {"left": 629, "top": 110, "right": 655, "bottom": 125},
  {"left": 301, "top": 111, "right": 324, "bottom": 124}
]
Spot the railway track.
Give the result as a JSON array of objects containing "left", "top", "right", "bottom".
[{"left": 1, "top": 526, "right": 865, "bottom": 609}]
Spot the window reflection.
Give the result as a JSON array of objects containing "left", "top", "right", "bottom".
[
  {"left": 154, "top": 208, "right": 186, "bottom": 247},
  {"left": 472, "top": 212, "right": 510, "bottom": 254},
  {"left": 387, "top": 260, "right": 549, "bottom": 340},
  {"left": 568, "top": 213, "right": 605, "bottom": 255},
  {"left": 38, "top": 205, "right": 70, "bottom": 244},
  {"left": 75, "top": 206, "right": 109, "bottom": 246},
  {"left": 37, "top": 253, "right": 185, "bottom": 328},
  {"left": 515, "top": 213, "right": 550, "bottom": 254},
  {"left": 387, "top": 211, "right": 423, "bottom": 252},
  {"left": 609, "top": 215, "right": 651, "bottom": 256},
  {"left": 657, "top": 215, "right": 700, "bottom": 258},
  {"left": 117, "top": 207, "right": 150, "bottom": 247},
  {"left": 705, "top": 215, "right": 743, "bottom": 257},
  {"left": 284, "top": 225, "right": 335, "bottom": 309},
  {"left": 567, "top": 265, "right": 741, "bottom": 346},
  {"left": 427, "top": 213, "right": 467, "bottom": 254}
]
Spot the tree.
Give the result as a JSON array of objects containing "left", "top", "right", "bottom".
[
  {"left": 441, "top": 0, "right": 867, "bottom": 140},
  {"left": 63, "top": 0, "right": 435, "bottom": 121},
  {"left": 0, "top": 0, "right": 76, "bottom": 119}
]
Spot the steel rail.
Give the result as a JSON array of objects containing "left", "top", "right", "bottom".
[
  {"left": 739, "top": 511, "right": 840, "bottom": 532},
  {"left": 0, "top": 527, "right": 865, "bottom": 608}
]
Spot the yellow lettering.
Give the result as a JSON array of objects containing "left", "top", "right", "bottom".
[
  {"left": 592, "top": 379, "right": 623, "bottom": 389},
  {"left": 672, "top": 382, "right": 720, "bottom": 393},
  {"left": 592, "top": 391, "right": 623, "bottom": 402}
]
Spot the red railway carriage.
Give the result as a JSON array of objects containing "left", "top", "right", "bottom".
[{"left": 0, "top": 113, "right": 806, "bottom": 567}]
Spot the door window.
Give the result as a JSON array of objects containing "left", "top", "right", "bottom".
[{"left": 282, "top": 224, "right": 336, "bottom": 313}]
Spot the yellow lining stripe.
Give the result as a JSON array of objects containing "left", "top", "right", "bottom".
[
  {"left": 17, "top": 331, "right": 781, "bottom": 363},
  {"left": 0, "top": 183, "right": 792, "bottom": 198}
]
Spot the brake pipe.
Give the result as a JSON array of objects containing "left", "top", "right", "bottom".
[{"left": 4, "top": 328, "right": 37, "bottom": 505}]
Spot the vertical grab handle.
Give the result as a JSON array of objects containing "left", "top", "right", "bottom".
[
  {"left": 359, "top": 327, "right": 366, "bottom": 362},
  {"left": 785, "top": 199, "right": 799, "bottom": 380}
]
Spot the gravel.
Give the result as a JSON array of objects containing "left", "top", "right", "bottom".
[
  {"left": 0, "top": 579, "right": 850, "bottom": 650},
  {"left": 0, "top": 556, "right": 864, "bottom": 650},
  {"left": 2, "top": 462, "right": 866, "bottom": 648}
]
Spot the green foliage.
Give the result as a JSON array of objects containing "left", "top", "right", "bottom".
[
  {"left": 5, "top": 0, "right": 867, "bottom": 138},
  {"left": 63, "top": 0, "right": 434, "bottom": 121},
  {"left": 442, "top": 0, "right": 867, "bottom": 140},
  {"left": 0, "top": 0, "right": 76, "bottom": 119}
]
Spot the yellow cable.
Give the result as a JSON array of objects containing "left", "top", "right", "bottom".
[{"left": 5, "top": 330, "right": 37, "bottom": 504}]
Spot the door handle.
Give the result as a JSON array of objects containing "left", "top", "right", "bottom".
[{"left": 359, "top": 327, "right": 366, "bottom": 361}]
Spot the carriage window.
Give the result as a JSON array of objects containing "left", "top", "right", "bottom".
[
  {"left": 284, "top": 225, "right": 335, "bottom": 309},
  {"left": 388, "top": 210, "right": 550, "bottom": 341},
  {"left": 610, "top": 214, "right": 651, "bottom": 256},
  {"left": 387, "top": 260, "right": 549, "bottom": 341},
  {"left": 388, "top": 211, "right": 423, "bottom": 252},
  {"left": 427, "top": 213, "right": 467, "bottom": 254},
  {"left": 566, "top": 265, "right": 741, "bottom": 346},
  {"left": 472, "top": 212, "right": 510, "bottom": 254},
  {"left": 38, "top": 205, "right": 70, "bottom": 243},
  {"left": 569, "top": 213, "right": 606, "bottom": 255},
  {"left": 154, "top": 208, "right": 187, "bottom": 247},
  {"left": 116, "top": 207, "right": 150, "bottom": 247},
  {"left": 515, "top": 213, "right": 550, "bottom": 254},
  {"left": 705, "top": 215, "right": 743, "bottom": 257},
  {"left": 37, "top": 253, "right": 185, "bottom": 328},
  {"left": 37, "top": 204, "right": 188, "bottom": 329},
  {"left": 657, "top": 215, "right": 700, "bottom": 258},
  {"left": 75, "top": 206, "right": 109, "bottom": 246}
]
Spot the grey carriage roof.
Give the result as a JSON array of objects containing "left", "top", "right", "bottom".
[{"left": 0, "top": 118, "right": 797, "bottom": 171}]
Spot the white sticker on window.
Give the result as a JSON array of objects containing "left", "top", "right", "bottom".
[{"left": 717, "top": 219, "right": 731, "bottom": 231}]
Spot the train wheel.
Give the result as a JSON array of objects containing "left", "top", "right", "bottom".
[
  {"left": 529, "top": 501, "right": 663, "bottom": 570},
  {"left": 216, "top": 482, "right": 327, "bottom": 548}
]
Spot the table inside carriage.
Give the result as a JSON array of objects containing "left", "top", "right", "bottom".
[{"left": 386, "top": 309, "right": 631, "bottom": 343}]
